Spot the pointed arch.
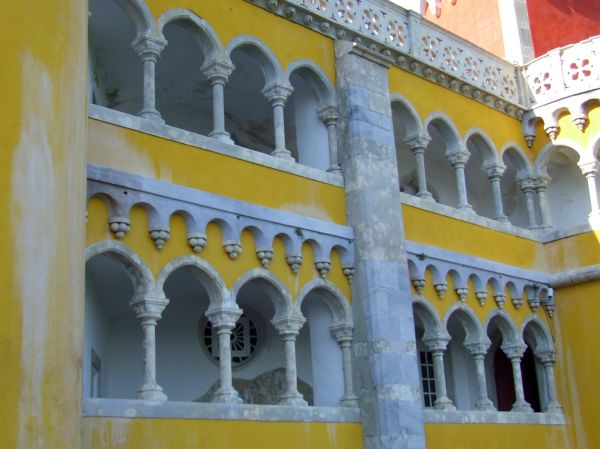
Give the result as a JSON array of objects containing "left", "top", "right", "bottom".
[
  {"left": 113, "top": 0, "right": 156, "bottom": 38},
  {"left": 444, "top": 303, "right": 483, "bottom": 343},
  {"left": 500, "top": 142, "right": 533, "bottom": 179},
  {"left": 484, "top": 309, "right": 521, "bottom": 345},
  {"left": 391, "top": 93, "right": 424, "bottom": 139},
  {"left": 285, "top": 59, "right": 335, "bottom": 106},
  {"left": 424, "top": 111, "right": 462, "bottom": 155},
  {"left": 231, "top": 268, "right": 294, "bottom": 320},
  {"left": 226, "top": 35, "right": 283, "bottom": 87},
  {"left": 464, "top": 128, "right": 500, "bottom": 168},
  {"left": 412, "top": 297, "right": 446, "bottom": 340},
  {"left": 522, "top": 315, "right": 555, "bottom": 354},
  {"left": 297, "top": 278, "right": 352, "bottom": 325}
]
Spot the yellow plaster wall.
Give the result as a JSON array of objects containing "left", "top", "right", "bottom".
[
  {"left": 424, "top": 423, "right": 569, "bottom": 449},
  {"left": 82, "top": 417, "right": 364, "bottom": 449},
  {"left": 553, "top": 280, "right": 600, "bottom": 449},
  {"left": 0, "top": 1, "right": 87, "bottom": 449}
]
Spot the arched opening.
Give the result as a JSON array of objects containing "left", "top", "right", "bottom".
[
  {"left": 544, "top": 145, "right": 590, "bottom": 229},
  {"left": 226, "top": 44, "right": 276, "bottom": 154},
  {"left": 425, "top": 119, "right": 461, "bottom": 207},
  {"left": 392, "top": 101, "right": 421, "bottom": 196},
  {"left": 232, "top": 277, "right": 313, "bottom": 405},
  {"left": 300, "top": 288, "right": 345, "bottom": 406},
  {"left": 412, "top": 302, "right": 441, "bottom": 408},
  {"left": 285, "top": 68, "right": 331, "bottom": 170},
  {"left": 444, "top": 310, "right": 479, "bottom": 410},
  {"left": 523, "top": 320, "right": 557, "bottom": 412},
  {"left": 88, "top": 0, "right": 143, "bottom": 114},
  {"left": 464, "top": 134, "right": 496, "bottom": 219},
  {"left": 84, "top": 251, "right": 143, "bottom": 399},
  {"left": 155, "top": 20, "right": 211, "bottom": 135},
  {"left": 156, "top": 265, "right": 216, "bottom": 401},
  {"left": 501, "top": 147, "right": 531, "bottom": 228}
]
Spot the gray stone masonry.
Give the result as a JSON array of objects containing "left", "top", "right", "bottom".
[{"left": 335, "top": 41, "right": 426, "bottom": 449}]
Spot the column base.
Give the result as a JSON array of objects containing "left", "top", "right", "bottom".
[
  {"left": 340, "top": 395, "right": 359, "bottom": 407},
  {"left": 136, "top": 384, "right": 168, "bottom": 401},
  {"left": 211, "top": 387, "right": 243, "bottom": 404},
  {"left": 544, "top": 401, "right": 563, "bottom": 414},
  {"left": 475, "top": 398, "right": 496, "bottom": 411},
  {"left": 138, "top": 109, "right": 165, "bottom": 124},
  {"left": 209, "top": 130, "right": 234, "bottom": 145},
  {"left": 511, "top": 400, "right": 533, "bottom": 413},
  {"left": 271, "top": 149, "right": 295, "bottom": 161},
  {"left": 433, "top": 397, "right": 456, "bottom": 411},
  {"left": 417, "top": 192, "right": 435, "bottom": 201},
  {"left": 279, "top": 391, "right": 308, "bottom": 406},
  {"left": 537, "top": 225, "right": 553, "bottom": 232},
  {"left": 327, "top": 165, "right": 343, "bottom": 175},
  {"left": 458, "top": 204, "right": 474, "bottom": 212},
  {"left": 495, "top": 215, "right": 510, "bottom": 223}
]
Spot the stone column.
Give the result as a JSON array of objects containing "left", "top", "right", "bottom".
[
  {"left": 518, "top": 177, "right": 539, "bottom": 229},
  {"left": 132, "top": 35, "right": 167, "bottom": 123},
  {"left": 330, "top": 323, "right": 359, "bottom": 407},
  {"left": 405, "top": 134, "right": 434, "bottom": 200},
  {"left": 129, "top": 296, "right": 169, "bottom": 401},
  {"left": 336, "top": 41, "right": 426, "bottom": 449},
  {"left": 465, "top": 340, "right": 495, "bottom": 411},
  {"left": 485, "top": 164, "right": 509, "bottom": 222},
  {"left": 422, "top": 336, "right": 455, "bottom": 410},
  {"left": 502, "top": 343, "right": 533, "bottom": 412},
  {"left": 537, "top": 351, "right": 563, "bottom": 413},
  {"left": 318, "top": 104, "right": 342, "bottom": 175},
  {"left": 273, "top": 316, "right": 307, "bottom": 406},
  {"left": 202, "top": 59, "right": 235, "bottom": 144},
  {"left": 534, "top": 176, "right": 553, "bottom": 230},
  {"left": 447, "top": 151, "right": 473, "bottom": 211},
  {"left": 579, "top": 160, "right": 600, "bottom": 218},
  {"left": 205, "top": 305, "right": 243, "bottom": 403},
  {"left": 262, "top": 82, "right": 294, "bottom": 160}
]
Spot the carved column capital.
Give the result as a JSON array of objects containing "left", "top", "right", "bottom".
[
  {"left": 405, "top": 133, "right": 431, "bottom": 153},
  {"left": 536, "top": 350, "right": 556, "bottom": 366},
  {"left": 317, "top": 103, "right": 339, "bottom": 125},
  {"left": 262, "top": 82, "right": 294, "bottom": 107},
  {"left": 465, "top": 338, "right": 491, "bottom": 357},
  {"left": 272, "top": 314, "right": 306, "bottom": 337},
  {"left": 579, "top": 159, "right": 599, "bottom": 178},
  {"left": 517, "top": 176, "right": 535, "bottom": 192},
  {"left": 501, "top": 342, "right": 526, "bottom": 360},
  {"left": 484, "top": 163, "right": 506, "bottom": 181},
  {"left": 422, "top": 335, "right": 450, "bottom": 353},
  {"left": 132, "top": 34, "right": 167, "bottom": 63},
  {"left": 205, "top": 305, "right": 243, "bottom": 331},
  {"left": 330, "top": 322, "right": 354, "bottom": 343},
  {"left": 129, "top": 296, "right": 169, "bottom": 322},
  {"left": 202, "top": 58, "right": 235, "bottom": 85},
  {"left": 447, "top": 150, "right": 470, "bottom": 168},
  {"left": 533, "top": 175, "right": 551, "bottom": 192}
]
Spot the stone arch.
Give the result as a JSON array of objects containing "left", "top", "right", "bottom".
[
  {"left": 85, "top": 240, "right": 155, "bottom": 299},
  {"left": 444, "top": 303, "right": 483, "bottom": 344},
  {"left": 463, "top": 128, "right": 499, "bottom": 168},
  {"left": 522, "top": 315, "right": 555, "bottom": 354},
  {"left": 484, "top": 309, "right": 521, "bottom": 346},
  {"left": 500, "top": 143, "right": 533, "bottom": 179},
  {"left": 391, "top": 93, "right": 423, "bottom": 138},
  {"left": 424, "top": 112, "right": 462, "bottom": 155},
  {"left": 113, "top": 0, "right": 156, "bottom": 38},
  {"left": 156, "top": 255, "right": 230, "bottom": 308},
  {"left": 297, "top": 278, "right": 352, "bottom": 326},
  {"left": 412, "top": 297, "right": 446, "bottom": 340},
  {"left": 157, "top": 8, "right": 224, "bottom": 62},
  {"left": 285, "top": 60, "right": 335, "bottom": 106},
  {"left": 231, "top": 268, "right": 295, "bottom": 320},
  {"left": 534, "top": 139, "right": 584, "bottom": 177},
  {"left": 226, "top": 35, "right": 283, "bottom": 87}
]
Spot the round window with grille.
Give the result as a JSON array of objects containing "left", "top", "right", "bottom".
[{"left": 201, "top": 313, "right": 259, "bottom": 366}]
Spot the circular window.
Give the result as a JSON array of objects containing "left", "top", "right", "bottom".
[{"left": 201, "top": 313, "right": 259, "bottom": 366}]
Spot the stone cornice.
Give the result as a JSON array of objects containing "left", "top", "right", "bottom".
[{"left": 246, "top": 0, "right": 526, "bottom": 119}]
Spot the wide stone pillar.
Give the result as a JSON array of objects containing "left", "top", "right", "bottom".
[
  {"left": 205, "top": 305, "right": 243, "bottom": 403},
  {"left": 129, "top": 296, "right": 169, "bottom": 401},
  {"left": 335, "top": 41, "right": 426, "bottom": 449}
]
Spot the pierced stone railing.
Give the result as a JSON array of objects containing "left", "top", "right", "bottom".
[
  {"left": 523, "top": 36, "right": 600, "bottom": 107},
  {"left": 254, "top": 0, "right": 523, "bottom": 109}
]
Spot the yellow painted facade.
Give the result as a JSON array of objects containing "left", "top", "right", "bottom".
[{"left": 3, "top": 0, "right": 600, "bottom": 448}]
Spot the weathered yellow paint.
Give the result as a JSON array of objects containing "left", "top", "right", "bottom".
[
  {"left": 553, "top": 280, "right": 600, "bottom": 449},
  {"left": 0, "top": 1, "right": 87, "bottom": 449},
  {"left": 145, "top": 0, "right": 336, "bottom": 83},
  {"left": 88, "top": 119, "right": 347, "bottom": 225},
  {"left": 424, "top": 423, "right": 569, "bottom": 449},
  {"left": 86, "top": 197, "right": 351, "bottom": 300},
  {"left": 82, "top": 417, "right": 363, "bottom": 449},
  {"left": 543, "top": 230, "right": 600, "bottom": 272}
]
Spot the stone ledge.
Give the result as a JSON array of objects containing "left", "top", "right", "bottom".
[
  {"left": 82, "top": 398, "right": 361, "bottom": 423},
  {"left": 88, "top": 104, "right": 345, "bottom": 188},
  {"left": 423, "top": 409, "right": 565, "bottom": 425}
]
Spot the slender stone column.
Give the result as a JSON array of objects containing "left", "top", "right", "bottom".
[
  {"left": 447, "top": 151, "right": 473, "bottom": 211},
  {"left": 132, "top": 35, "right": 167, "bottom": 123},
  {"left": 422, "top": 336, "right": 455, "bottom": 410},
  {"left": 318, "top": 104, "right": 342, "bottom": 174},
  {"left": 405, "top": 134, "right": 434, "bottom": 200},
  {"left": 502, "top": 343, "right": 533, "bottom": 412},
  {"left": 336, "top": 41, "right": 426, "bottom": 449},
  {"left": 262, "top": 82, "right": 294, "bottom": 160},
  {"left": 129, "top": 296, "right": 169, "bottom": 401},
  {"left": 537, "top": 351, "right": 563, "bottom": 413},
  {"left": 202, "top": 59, "right": 235, "bottom": 144},
  {"left": 518, "top": 177, "right": 539, "bottom": 229},
  {"left": 273, "top": 316, "right": 307, "bottom": 406},
  {"left": 579, "top": 160, "right": 600, "bottom": 217},
  {"left": 533, "top": 176, "right": 553, "bottom": 230},
  {"left": 485, "top": 164, "right": 509, "bottom": 222},
  {"left": 465, "top": 339, "right": 496, "bottom": 411},
  {"left": 205, "top": 305, "right": 243, "bottom": 403},
  {"left": 330, "top": 323, "right": 359, "bottom": 407}
]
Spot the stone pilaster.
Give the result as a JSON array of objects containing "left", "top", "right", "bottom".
[{"left": 335, "top": 41, "right": 425, "bottom": 449}]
